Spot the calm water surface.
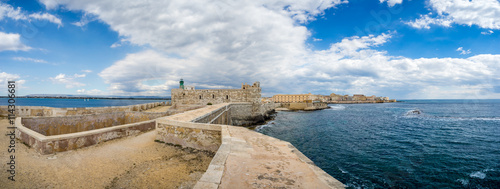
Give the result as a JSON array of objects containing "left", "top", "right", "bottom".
[
  {"left": 257, "top": 100, "right": 500, "bottom": 188},
  {"left": 0, "top": 98, "right": 167, "bottom": 108}
]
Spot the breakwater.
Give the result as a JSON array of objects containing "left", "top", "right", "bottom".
[{"left": 156, "top": 103, "right": 345, "bottom": 188}]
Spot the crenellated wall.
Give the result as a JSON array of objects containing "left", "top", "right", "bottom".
[{"left": 171, "top": 82, "right": 261, "bottom": 106}]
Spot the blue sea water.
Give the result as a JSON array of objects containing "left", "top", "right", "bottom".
[
  {"left": 0, "top": 98, "right": 168, "bottom": 108},
  {"left": 257, "top": 100, "right": 500, "bottom": 188}
]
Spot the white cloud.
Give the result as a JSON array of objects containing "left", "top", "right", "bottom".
[
  {"left": 0, "top": 2, "right": 63, "bottom": 27},
  {"left": 379, "top": 0, "right": 403, "bottom": 7},
  {"left": 481, "top": 30, "right": 494, "bottom": 35},
  {"left": 456, "top": 47, "right": 471, "bottom": 55},
  {"left": 406, "top": 0, "right": 500, "bottom": 29},
  {"left": 81, "top": 70, "right": 92, "bottom": 73},
  {"left": 42, "top": 0, "right": 500, "bottom": 98},
  {"left": 404, "top": 14, "right": 453, "bottom": 29},
  {"left": 77, "top": 89, "right": 104, "bottom": 95},
  {"left": 313, "top": 38, "right": 322, "bottom": 41},
  {"left": 29, "top": 12, "right": 63, "bottom": 27},
  {"left": 50, "top": 73, "right": 86, "bottom": 88},
  {"left": 0, "top": 32, "right": 31, "bottom": 51},
  {"left": 0, "top": 72, "right": 26, "bottom": 91},
  {"left": 71, "top": 13, "right": 96, "bottom": 28},
  {"left": 12, "top": 57, "right": 48, "bottom": 63}
]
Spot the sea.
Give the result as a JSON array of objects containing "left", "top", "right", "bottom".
[
  {"left": 0, "top": 98, "right": 168, "bottom": 108},
  {"left": 256, "top": 100, "right": 500, "bottom": 188}
]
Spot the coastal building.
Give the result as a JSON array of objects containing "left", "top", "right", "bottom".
[
  {"left": 352, "top": 94, "right": 367, "bottom": 101},
  {"left": 171, "top": 80, "right": 261, "bottom": 105},
  {"left": 272, "top": 93, "right": 324, "bottom": 103}
]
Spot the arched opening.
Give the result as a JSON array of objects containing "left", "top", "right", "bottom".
[
  {"left": 199, "top": 95, "right": 202, "bottom": 99},
  {"left": 212, "top": 94, "right": 215, "bottom": 98},
  {"left": 226, "top": 95, "right": 229, "bottom": 99}
]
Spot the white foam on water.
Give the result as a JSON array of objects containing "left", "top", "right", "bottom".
[
  {"left": 328, "top": 105, "right": 346, "bottom": 110},
  {"left": 338, "top": 167, "right": 349, "bottom": 174},
  {"left": 456, "top": 178, "right": 469, "bottom": 186},
  {"left": 255, "top": 121, "right": 274, "bottom": 131},
  {"left": 469, "top": 171, "right": 486, "bottom": 179}
]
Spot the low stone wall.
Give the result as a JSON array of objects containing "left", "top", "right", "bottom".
[
  {"left": 155, "top": 103, "right": 344, "bottom": 188},
  {"left": 21, "top": 111, "right": 169, "bottom": 136},
  {"left": 0, "top": 101, "right": 168, "bottom": 117},
  {"left": 156, "top": 120, "right": 222, "bottom": 152},
  {"left": 16, "top": 117, "right": 156, "bottom": 154},
  {"left": 279, "top": 102, "right": 328, "bottom": 111}
]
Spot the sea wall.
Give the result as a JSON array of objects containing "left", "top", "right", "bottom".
[
  {"left": 0, "top": 101, "right": 169, "bottom": 117},
  {"left": 279, "top": 102, "right": 328, "bottom": 111},
  {"left": 154, "top": 103, "right": 344, "bottom": 188},
  {"left": 21, "top": 111, "right": 170, "bottom": 136},
  {"left": 16, "top": 117, "right": 156, "bottom": 154}
]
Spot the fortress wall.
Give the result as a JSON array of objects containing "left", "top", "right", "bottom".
[
  {"left": 154, "top": 103, "right": 344, "bottom": 188},
  {"left": 16, "top": 117, "right": 156, "bottom": 155},
  {"left": 20, "top": 111, "right": 169, "bottom": 136},
  {"left": 156, "top": 120, "right": 222, "bottom": 153},
  {"left": 171, "top": 88, "right": 261, "bottom": 105},
  {"left": 0, "top": 101, "right": 167, "bottom": 117}
]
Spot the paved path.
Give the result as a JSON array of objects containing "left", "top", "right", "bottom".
[{"left": 163, "top": 103, "right": 345, "bottom": 188}]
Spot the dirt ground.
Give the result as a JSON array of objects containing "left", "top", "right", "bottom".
[{"left": 0, "top": 118, "right": 212, "bottom": 189}]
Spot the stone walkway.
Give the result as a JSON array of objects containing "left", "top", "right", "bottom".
[{"left": 162, "top": 103, "right": 345, "bottom": 188}]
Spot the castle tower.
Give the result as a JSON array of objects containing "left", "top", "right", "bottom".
[{"left": 179, "top": 78, "right": 184, "bottom": 89}]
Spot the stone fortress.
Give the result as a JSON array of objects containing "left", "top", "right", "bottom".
[{"left": 171, "top": 79, "right": 261, "bottom": 105}]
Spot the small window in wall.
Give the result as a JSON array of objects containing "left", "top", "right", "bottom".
[
  {"left": 183, "top": 93, "right": 185, "bottom": 96},
  {"left": 226, "top": 95, "right": 229, "bottom": 99},
  {"left": 212, "top": 94, "right": 215, "bottom": 98},
  {"left": 199, "top": 95, "right": 202, "bottom": 99}
]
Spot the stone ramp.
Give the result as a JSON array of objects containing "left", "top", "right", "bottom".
[
  {"left": 218, "top": 126, "right": 344, "bottom": 188},
  {"left": 159, "top": 103, "right": 344, "bottom": 188}
]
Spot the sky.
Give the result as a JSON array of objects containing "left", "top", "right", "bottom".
[{"left": 1, "top": 0, "right": 499, "bottom": 99}]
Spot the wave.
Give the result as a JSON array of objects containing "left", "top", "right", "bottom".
[
  {"left": 469, "top": 171, "right": 486, "bottom": 179},
  {"left": 255, "top": 121, "right": 275, "bottom": 131},
  {"left": 338, "top": 167, "right": 349, "bottom": 174},
  {"left": 469, "top": 169, "right": 494, "bottom": 179},
  {"left": 405, "top": 109, "right": 423, "bottom": 116},
  {"left": 456, "top": 178, "right": 469, "bottom": 186},
  {"left": 401, "top": 109, "right": 500, "bottom": 121},
  {"left": 328, "top": 105, "right": 346, "bottom": 110}
]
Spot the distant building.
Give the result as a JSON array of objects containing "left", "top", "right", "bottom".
[
  {"left": 272, "top": 93, "right": 320, "bottom": 103},
  {"left": 352, "top": 94, "right": 367, "bottom": 101}
]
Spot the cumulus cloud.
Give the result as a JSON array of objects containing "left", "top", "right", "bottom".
[
  {"left": 406, "top": 0, "right": 500, "bottom": 29},
  {"left": 481, "top": 30, "right": 494, "bottom": 35},
  {"left": 0, "top": 72, "right": 25, "bottom": 90},
  {"left": 379, "top": 0, "right": 403, "bottom": 7},
  {"left": 404, "top": 14, "right": 453, "bottom": 29},
  {"left": 42, "top": 0, "right": 500, "bottom": 98},
  {"left": 12, "top": 57, "right": 48, "bottom": 63},
  {"left": 50, "top": 73, "right": 86, "bottom": 88},
  {"left": 0, "top": 32, "right": 31, "bottom": 51},
  {"left": 77, "top": 89, "right": 104, "bottom": 95},
  {"left": 456, "top": 47, "right": 471, "bottom": 55},
  {"left": 0, "top": 2, "right": 63, "bottom": 27}
]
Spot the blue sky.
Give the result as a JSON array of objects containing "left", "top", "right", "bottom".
[{"left": 1, "top": 0, "right": 499, "bottom": 99}]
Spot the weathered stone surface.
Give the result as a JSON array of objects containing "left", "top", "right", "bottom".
[{"left": 0, "top": 102, "right": 167, "bottom": 117}]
